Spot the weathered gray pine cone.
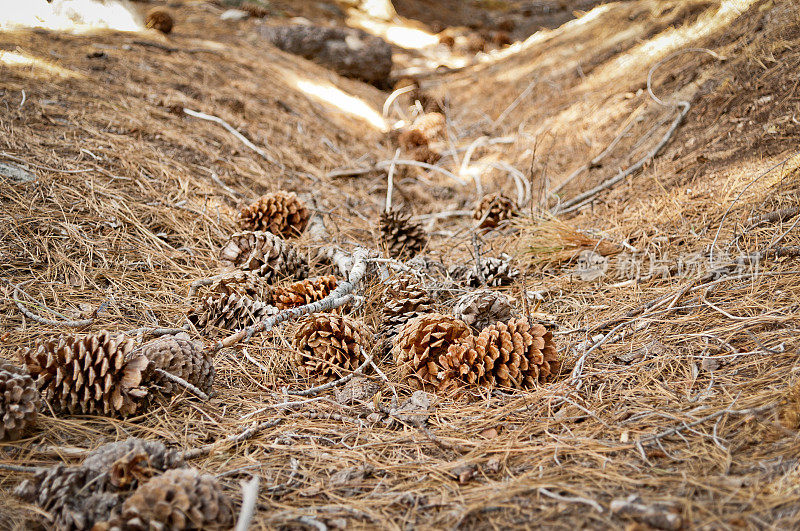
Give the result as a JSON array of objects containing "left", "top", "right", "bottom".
[
  {"left": 449, "top": 254, "right": 519, "bottom": 287},
  {"left": 379, "top": 211, "right": 427, "bottom": 260},
  {"left": 453, "top": 289, "right": 515, "bottom": 331},
  {"left": 219, "top": 230, "right": 308, "bottom": 283},
  {"left": 0, "top": 359, "right": 39, "bottom": 441},
  {"left": 188, "top": 292, "right": 277, "bottom": 335},
  {"left": 138, "top": 333, "right": 214, "bottom": 395},
  {"left": 14, "top": 438, "right": 183, "bottom": 530}
]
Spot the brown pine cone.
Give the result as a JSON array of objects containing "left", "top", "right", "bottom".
[
  {"left": 271, "top": 275, "right": 338, "bottom": 310},
  {"left": 20, "top": 332, "right": 149, "bottom": 417},
  {"left": 439, "top": 318, "right": 559, "bottom": 390},
  {"left": 409, "top": 144, "right": 442, "bottom": 164},
  {"left": 145, "top": 8, "right": 173, "bottom": 34},
  {"left": 14, "top": 438, "right": 183, "bottom": 530},
  {"left": 381, "top": 272, "right": 436, "bottom": 340},
  {"left": 473, "top": 192, "right": 516, "bottom": 229},
  {"left": 398, "top": 112, "right": 446, "bottom": 149},
  {"left": 293, "top": 314, "right": 374, "bottom": 381},
  {"left": 108, "top": 468, "right": 233, "bottom": 530},
  {"left": 188, "top": 292, "right": 276, "bottom": 335},
  {"left": 379, "top": 211, "right": 427, "bottom": 260},
  {"left": 138, "top": 333, "right": 214, "bottom": 395},
  {"left": 238, "top": 191, "right": 309, "bottom": 238},
  {"left": 240, "top": 1, "right": 269, "bottom": 18},
  {"left": 0, "top": 360, "right": 39, "bottom": 441},
  {"left": 391, "top": 313, "right": 471, "bottom": 390},
  {"left": 219, "top": 230, "right": 308, "bottom": 283},
  {"left": 453, "top": 289, "right": 515, "bottom": 331}
]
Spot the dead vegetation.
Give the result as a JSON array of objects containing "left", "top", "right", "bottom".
[{"left": 2, "top": 0, "right": 800, "bottom": 529}]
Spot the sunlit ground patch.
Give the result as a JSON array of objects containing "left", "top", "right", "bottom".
[{"left": 0, "top": 0, "right": 142, "bottom": 33}]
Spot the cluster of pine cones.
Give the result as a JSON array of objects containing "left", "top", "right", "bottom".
[{"left": 15, "top": 438, "right": 232, "bottom": 530}]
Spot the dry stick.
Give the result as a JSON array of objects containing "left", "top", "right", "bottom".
[
  {"left": 208, "top": 248, "right": 371, "bottom": 353},
  {"left": 11, "top": 282, "right": 96, "bottom": 328},
  {"left": 181, "top": 418, "right": 284, "bottom": 460},
  {"left": 374, "top": 159, "right": 468, "bottom": 186},
  {"left": 744, "top": 206, "right": 800, "bottom": 228},
  {"left": 235, "top": 476, "right": 260, "bottom": 531},
  {"left": 154, "top": 368, "right": 210, "bottom": 401},
  {"left": 287, "top": 354, "right": 375, "bottom": 397},
  {"left": 382, "top": 85, "right": 416, "bottom": 119},
  {"left": 538, "top": 487, "right": 604, "bottom": 514},
  {"left": 183, "top": 108, "right": 279, "bottom": 166},
  {"left": 385, "top": 148, "right": 401, "bottom": 213},
  {"left": 0, "top": 151, "right": 94, "bottom": 174},
  {"left": 553, "top": 102, "right": 689, "bottom": 215}
]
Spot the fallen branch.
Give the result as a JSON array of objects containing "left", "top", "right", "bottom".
[
  {"left": 208, "top": 248, "right": 372, "bottom": 353},
  {"left": 538, "top": 487, "right": 604, "bottom": 514},
  {"left": 11, "top": 281, "right": 97, "bottom": 328}
]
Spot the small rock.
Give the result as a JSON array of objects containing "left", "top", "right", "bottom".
[
  {"left": 221, "top": 9, "right": 249, "bottom": 21},
  {"left": 390, "top": 391, "right": 433, "bottom": 427}
]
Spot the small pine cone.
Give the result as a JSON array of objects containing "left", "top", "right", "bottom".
[
  {"left": 21, "top": 332, "right": 149, "bottom": 417},
  {"left": 240, "top": 2, "right": 269, "bottom": 17},
  {"left": 440, "top": 318, "right": 559, "bottom": 390},
  {"left": 14, "top": 438, "right": 183, "bottom": 530},
  {"left": 188, "top": 292, "right": 277, "bottom": 334},
  {"left": 207, "top": 270, "right": 269, "bottom": 301},
  {"left": 398, "top": 113, "right": 446, "bottom": 149},
  {"left": 138, "top": 333, "right": 214, "bottom": 395},
  {"left": 272, "top": 275, "right": 338, "bottom": 310},
  {"left": 397, "top": 128, "right": 428, "bottom": 150},
  {"left": 391, "top": 313, "right": 471, "bottom": 390},
  {"left": 219, "top": 230, "right": 308, "bottom": 283},
  {"left": 453, "top": 289, "right": 515, "bottom": 331},
  {"left": 238, "top": 191, "right": 309, "bottom": 238},
  {"left": 145, "top": 8, "right": 173, "bottom": 34},
  {"left": 473, "top": 192, "right": 516, "bottom": 229},
  {"left": 112, "top": 468, "right": 233, "bottom": 530},
  {"left": 409, "top": 144, "right": 442, "bottom": 164},
  {"left": 0, "top": 360, "right": 39, "bottom": 441},
  {"left": 451, "top": 254, "right": 519, "bottom": 287},
  {"left": 379, "top": 211, "right": 427, "bottom": 260},
  {"left": 293, "top": 315, "right": 374, "bottom": 382},
  {"left": 381, "top": 273, "right": 436, "bottom": 339}
]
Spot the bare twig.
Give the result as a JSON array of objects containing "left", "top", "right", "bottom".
[
  {"left": 154, "top": 368, "right": 210, "bottom": 401},
  {"left": 11, "top": 281, "right": 96, "bottom": 328},
  {"left": 288, "top": 354, "right": 374, "bottom": 397},
  {"left": 235, "top": 476, "right": 260, "bottom": 531},
  {"left": 183, "top": 108, "right": 279, "bottom": 165},
  {"left": 538, "top": 487, "right": 604, "bottom": 513}
]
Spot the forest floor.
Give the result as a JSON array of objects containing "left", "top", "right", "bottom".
[{"left": 2, "top": 0, "right": 800, "bottom": 529}]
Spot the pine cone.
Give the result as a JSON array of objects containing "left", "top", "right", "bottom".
[
  {"left": 381, "top": 273, "right": 436, "bottom": 340},
  {"left": 145, "top": 8, "right": 173, "bottom": 34},
  {"left": 21, "top": 332, "right": 149, "bottom": 417},
  {"left": 453, "top": 289, "right": 515, "bottom": 331},
  {"left": 391, "top": 313, "right": 471, "bottom": 390},
  {"left": 409, "top": 144, "right": 442, "bottom": 164},
  {"left": 379, "top": 211, "right": 427, "bottom": 260},
  {"left": 272, "top": 275, "right": 338, "bottom": 310},
  {"left": 238, "top": 191, "right": 309, "bottom": 238},
  {"left": 219, "top": 230, "right": 308, "bottom": 282},
  {"left": 138, "top": 333, "right": 214, "bottom": 395},
  {"left": 474, "top": 192, "right": 516, "bottom": 229},
  {"left": 439, "top": 318, "right": 559, "bottom": 390},
  {"left": 188, "top": 292, "right": 277, "bottom": 334},
  {"left": 293, "top": 315, "right": 374, "bottom": 381},
  {"left": 14, "top": 438, "right": 183, "bottom": 530},
  {"left": 109, "top": 468, "right": 233, "bottom": 530},
  {"left": 397, "top": 113, "right": 446, "bottom": 149},
  {"left": 450, "top": 254, "right": 519, "bottom": 287},
  {"left": 206, "top": 270, "right": 269, "bottom": 301},
  {"left": 0, "top": 360, "right": 39, "bottom": 441}
]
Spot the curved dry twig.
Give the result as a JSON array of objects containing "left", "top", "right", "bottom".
[{"left": 11, "top": 281, "right": 97, "bottom": 328}]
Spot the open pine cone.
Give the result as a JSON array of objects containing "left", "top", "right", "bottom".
[
  {"left": 219, "top": 230, "right": 308, "bottom": 283},
  {"left": 272, "top": 275, "right": 338, "bottom": 310},
  {"left": 450, "top": 254, "right": 519, "bottom": 287},
  {"left": 238, "top": 191, "right": 310, "bottom": 238},
  {"left": 391, "top": 313, "right": 471, "bottom": 390},
  {"left": 293, "top": 314, "right": 374, "bottom": 381},
  {"left": 107, "top": 468, "right": 234, "bottom": 530},
  {"left": 0, "top": 360, "right": 39, "bottom": 441},
  {"left": 381, "top": 272, "right": 436, "bottom": 340},
  {"left": 440, "top": 318, "right": 559, "bottom": 390},
  {"left": 188, "top": 292, "right": 276, "bottom": 334},
  {"left": 206, "top": 270, "right": 269, "bottom": 301},
  {"left": 453, "top": 289, "right": 515, "bottom": 331},
  {"left": 21, "top": 332, "right": 149, "bottom": 417},
  {"left": 379, "top": 211, "right": 427, "bottom": 260},
  {"left": 474, "top": 192, "right": 516, "bottom": 229},
  {"left": 138, "top": 333, "right": 214, "bottom": 395},
  {"left": 15, "top": 438, "right": 183, "bottom": 530}
]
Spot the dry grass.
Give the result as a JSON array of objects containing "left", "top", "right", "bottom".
[{"left": 2, "top": 0, "right": 800, "bottom": 529}]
